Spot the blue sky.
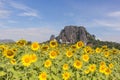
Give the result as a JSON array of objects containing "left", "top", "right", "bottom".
[{"left": 0, "top": 0, "right": 120, "bottom": 43}]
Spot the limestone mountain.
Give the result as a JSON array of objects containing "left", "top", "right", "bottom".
[{"left": 55, "top": 25, "right": 95, "bottom": 44}]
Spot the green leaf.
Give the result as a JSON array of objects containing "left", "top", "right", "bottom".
[{"left": 51, "top": 74, "right": 61, "bottom": 80}]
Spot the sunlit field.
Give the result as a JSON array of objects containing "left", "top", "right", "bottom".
[{"left": 0, "top": 39, "right": 120, "bottom": 80}]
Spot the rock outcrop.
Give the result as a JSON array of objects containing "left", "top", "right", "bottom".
[
  {"left": 55, "top": 26, "right": 95, "bottom": 44},
  {"left": 50, "top": 35, "right": 55, "bottom": 41}
]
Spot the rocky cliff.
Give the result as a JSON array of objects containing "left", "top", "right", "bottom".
[{"left": 55, "top": 26, "right": 95, "bottom": 44}]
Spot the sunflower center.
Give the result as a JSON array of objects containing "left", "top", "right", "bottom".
[
  {"left": 91, "top": 66, "right": 94, "bottom": 69},
  {"left": 51, "top": 42, "right": 56, "bottom": 46},
  {"left": 46, "top": 62, "right": 50, "bottom": 65},
  {"left": 76, "top": 62, "right": 80, "bottom": 66},
  {"left": 33, "top": 44, "right": 38, "bottom": 48},
  {"left": 78, "top": 43, "right": 82, "bottom": 47},
  {"left": 7, "top": 50, "right": 14, "bottom": 56},
  {"left": 41, "top": 74, "right": 46, "bottom": 78},
  {"left": 25, "top": 58, "right": 30, "bottom": 63},
  {"left": 51, "top": 52, "right": 56, "bottom": 56},
  {"left": 42, "top": 46, "right": 48, "bottom": 50},
  {"left": 64, "top": 74, "right": 68, "bottom": 77}
]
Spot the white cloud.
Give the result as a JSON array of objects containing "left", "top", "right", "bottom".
[
  {"left": 19, "top": 12, "right": 38, "bottom": 17},
  {"left": 8, "top": 1, "right": 39, "bottom": 17},
  {"left": 108, "top": 11, "right": 120, "bottom": 17},
  {"left": 0, "top": 0, "right": 11, "bottom": 18},
  {"left": 0, "top": 27, "right": 58, "bottom": 42},
  {"left": 7, "top": 20, "right": 17, "bottom": 23},
  {"left": 0, "top": 0, "right": 39, "bottom": 18},
  {"left": 94, "top": 20, "right": 120, "bottom": 30},
  {"left": 0, "top": 9, "right": 11, "bottom": 18}
]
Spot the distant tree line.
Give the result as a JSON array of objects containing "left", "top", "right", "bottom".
[{"left": 88, "top": 39, "right": 120, "bottom": 49}]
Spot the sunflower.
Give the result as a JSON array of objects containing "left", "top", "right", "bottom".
[
  {"left": 30, "top": 53, "right": 37, "bottom": 63},
  {"left": 89, "top": 64, "right": 96, "bottom": 72},
  {"left": 49, "top": 50, "right": 57, "bottom": 59},
  {"left": 39, "top": 72, "right": 47, "bottom": 80},
  {"left": 84, "top": 69, "right": 90, "bottom": 74},
  {"left": 21, "top": 54, "right": 32, "bottom": 67},
  {"left": 50, "top": 40, "right": 58, "bottom": 48},
  {"left": 31, "top": 42, "right": 40, "bottom": 51},
  {"left": 44, "top": 60, "right": 52, "bottom": 68},
  {"left": 100, "top": 61, "right": 106, "bottom": 66},
  {"left": 10, "top": 59, "right": 16, "bottom": 65},
  {"left": 41, "top": 45, "right": 49, "bottom": 51},
  {"left": 84, "top": 46, "right": 93, "bottom": 54},
  {"left": 102, "top": 45, "right": 107, "bottom": 51},
  {"left": 0, "top": 45, "right": 6, "bottom": 51},
  {"left": 82, "top": 54, "right": 89, "bottom": 62},
  {"left": 66, "top": 50, "right": 73, "bottom": 58},
  {"left": 109, "top": 63, "right": 114, "bottom": 69},
  {"left": 76, "top": 41, "right": 84, "bottom": 48},
  {"left": 12, "top": 48, "right": 17, "bottom": 52},
  {"left": 73, "top": 60, "right": 82, "bottom": 69},
  {"left": 104, "top": 68, "right": 111, "bottom": 75},
  {"left": 16, "top": 39, "right": 27, "bottom": 46},
  {"left": 71, "top": 45, "right": 77, "bottom": 50},
  {"left": 4, "top": 49, "right": 15, "bottom": 58},
  {"left": 104, "top": 51, "right": 110, "bottom": 57},
  {"left": 99, "top": 65, "right": 106, "bottom": 73},
  {"left": 63, "top": 64, "right": 69, "bottom": 70},
  {"left": 95, "top": 47, "right": 101, "bottom": 53},
  {"left": 111, "top": 48, "right": 118, "bottom": 54},
  {"left": 62, "top": 72, "right": 70, "bottom": 80}
]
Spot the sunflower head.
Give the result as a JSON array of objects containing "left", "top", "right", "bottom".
[
  {"left": 44, "top": 60, "right": 52, "bottom": 68},
  {"left": 63, "top": 64, "right": 69, "bottom": 70},
  {"left": 73, "top": 60, "right": 82, "bottom": 69},
  {"left": 71, "top": 45, "right": 77, "bottom": 50},
  {"left": 84, "top": 69, "right": 90, "bottom": 74},
  {"left": 104, "top": 51, "right": 110, "bottom": 57},
  {"left": 30, "top": 53, "right": 37, "bottom": 63},
  {"left": 99, "top": 65, "right": 106, "bottom": 73},
  {"left": 50, "top": 40, "right": 58, "bottom": 48},
  {"left": 76, "top": 41, "right": 84, "bottom": 48},
  {"left": 41, "top": 45, "right": 49, "bottom": 51},
  {"left": 89, "top": 64, "right": 96, "bottom": 72},
  {"left": 66, "top": 50, "right": 73, "bottom": 58},
  {"left": 111, "top": 48, "right": 118, "bottom": 54},
  {"left": 82, "top": 54, "right": 89, "bottom": 62},
  {"left": 0, "top": 45, "right": 6, "bottom": 51},
  {"left": 100, "top": 61, "right": 106, "bottom": 66},
  {"left": 104, "top": 68, "right": 111, "bottom": 75},
  {"left": 12, "top": 48, "right": 17, "bottom": 52},
  {"left": 102, "top": 45, "right": 108, "bottom": 50},
  {"left": 39, "top": 72, "right": 47, "bottom": 80},
  {"left": 84, "top": 46, "right": 93, "bottom": 54},
  {"left": 31, "top": 42, "right": 40, "bottom": 51},
  {"left": 109, "top": 63, "right": 114, "bottom": 69},
  {"left": 16, "top": 39, "right": 27, "bottom": 46},
  {"left": 62, "top": 72, "right": 70, "bottom": 80},
  {"left": 10, "top": 59, "right": 16, "bottom": 65},
  {"left": 49, "top": 50, "right": 57, "bottom": 59},
  {"left": 21, "top": 54, "right": 32, "bottom": 67},
  {"left": 4, "top": 49, "right": 15, "bottom": 58},
  {"left": 95, "top": 47, "right": 101, "bottom": 53}
]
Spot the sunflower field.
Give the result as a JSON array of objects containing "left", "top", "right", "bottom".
[{"left": 0, "top": 39, "right": 120, "bottom": 80}]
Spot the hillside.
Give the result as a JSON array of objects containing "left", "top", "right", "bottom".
[{"left": 49, "top": 25, "right": 120, "bottom": 49}]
